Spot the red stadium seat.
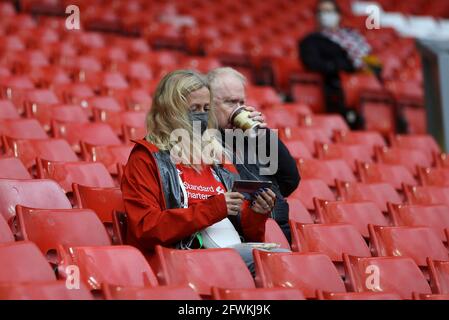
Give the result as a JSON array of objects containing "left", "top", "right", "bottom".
[
  {"left": 0, "top": 157, "right": 31, "bottom": 179},
  {"left": 0, "top": 215, "right": 14, "bottom": 244},
  {"left": 357, "top": 162, "right": 417, "bottom": 190},
  {"left": 390, "top": 134, "right": 441, "bottom": 156},
  {"left": 0, "top": 119, "right": 48, "bottom": 139},
  {"left": 315, "top": 199, "right": 389, "bottom": 238},
  {"left": 362, "top": 102, "right": 396, "bottom": 135},
  {"left": 52, "top": 121, "right": 121, "bottom": 153},
  {"left": 435, "top": 153, "right": 449, "bottom": 169},
  {"left": 316, "top": 143, "right": 373, "bottom": 170},
  {"left": 253, "top": 251, "right": 346, "bottom": 298},
  {"left": 291, "top": 83, "right": 325, "bottom": 113},
  {"left": 55, "top": 83, "right": 95, "bottom": 106},
  {"left": 0, "top": 241, "right": 56, "bottom": 282},
  {"left": 73, "top": 184, "right": 124, "bottom": 224},
  {"left": 154, "top": 246, "right": 255, "bottom": 297},
  {"left": 0, "top": 281, "right": 93, "bottom": 300},
  {"left": 80, "top": 142, "right": 133, "bottom": 175},
  {"left": 299, "top": 114, "right": 350, "bottom": 138},
  {"left": 0, "top": 99, "right": 20, "bottom": 120},
  {"left": 86, "top": 95, "right": 123, "bottom": 112},
  {"left": 280, "top": 127, "right": 331, "bottom": 154},
  {"left": 289, "top": 179, "right": 335, "bottom": 210},
  {"left": 93, "top": 109, "right": 146, "bottom": 135},
  {"left": 58, "top": 245, "right": 158, "bottom": 290},
  {"left": 344, "top": 254, "right": 431, "bottom": 299},
  {"left": 103, "top": 284, "right": 201, "bottom": 300},
  {"left": 388, "top": 203, "right": 449, "bottom": 242},
  {"left": 428, "top": 259, "right": 449, "bottom": 294},
  {"left": 418, "top": 167, "right": 449, "bottom": 187},
  {"left": 122, "top": 125, "right": 147, "bottom": 143},
  {"left": 0, "top": 179, "right": 71, "bottom": 223},
  {"left": 16, "top": 206, "right": 111, "bottom": 260},
  {"left": 375, "top": 146, "right": 432, "bottom": 176},
  {"left": 404, "top": 185, "right": 449, "bottom": 207},
  {"left": 287, "top": 198, "right": 314, "bottom": 224},
  {"left": 264, "top": 218, "right": 290, "bottom": 250},
  {"left": 298, "top": 158, "right": 356, "bottom": 187},
  {"left": 290, "top": 222, "right": 370, "bottom": 261},
  {"left": 22, "top": 89, "right": 59, "bottom": 107},
  {"left": 2, "top": 137, "right": 78, "bottom": 169},
  {"left": 333, "top": 130, "right": 387, "bottom": 148},
  {"left": 317, "top": 291, "right": 401, "bottom": 300},
  {"left": 337, "top": 181, "right": 402, "bottom": 212},
  {"left": 212, "top": 287, "right": 305, "bottom": 300},
  {"left": 368, "top": 225, "right": 448, "bottom": 267},
  {"left": 245, "top": 85, "right": 281, "bottom": 108},
  {"left": 25, "top": 103, "right": 89, "bottom": 131},
  {"left": 36, "top": 159, "right": 115, "bottom": 193},
  {"left": 284, "top": 140, "right": 313, "bottom": 160}
]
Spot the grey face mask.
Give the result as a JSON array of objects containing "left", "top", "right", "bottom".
[{"left": 189, "top": 112, "right": 209, "bottom": 134}]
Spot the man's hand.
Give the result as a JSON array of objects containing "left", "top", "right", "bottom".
[{"left": 244, "top": 106, "right": 268, "bottom": 128}]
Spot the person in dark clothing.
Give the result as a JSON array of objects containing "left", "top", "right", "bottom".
[
  {"left": 299, "top": 0, "right": 374, "bottom": 129},
  {"left": 208, "top": 67, "right": 300, "bottom": 242}
]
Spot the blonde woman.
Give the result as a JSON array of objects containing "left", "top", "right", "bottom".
[{"left": 121, "top": 70, "right": 281, "bottom": 273}]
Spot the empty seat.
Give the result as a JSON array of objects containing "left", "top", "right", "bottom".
[
  {"left": 290, "top": 222, "right": 370, "bottom": 261},
  {"left": 0, "top": 119, "right": 48, "bottom": 139},
  {"left": 333, "top": 130, "right": 386, "bottom": 148},
  {"left": 52, "top": 121, "right": 121, "bottom": 153},
  {"left": 0, "top": 241, "right": 56, "bottom": 282},
  {"left": 298, "top": 158, "right": 356, "bottom": 187},
  {"left": 81, "top": 142, "right": 133, "bottom": 175},
  {"left": 93, "top": 109, "right": 146, "bottom": 135},
  {"left": 369, "top": 225, "right": 448, "bottom": 267},
  {"left": 315, "top": 199, "right": 389, "bottom": 237},
  {"left": 317, "top": 291, "right": 401, "bottom": 300},
  {"left": 284, "top": 140, "right": 313, "bottom": 160},
  {"left": 287, "top": 198, "right": 314, "bottom": 224},
  {"left": 154, "top": 246, "right": 255, "bottom": 297},
  {"left": 375, "top": 146, "right": 432, "bottom": 175},
  {"left": 212, "top": 287, "right": 305, "bottom": 300},
  {"left": 25, "top": 103, "right": 89, "bottom": 131},
  {"left": 390, "top": 134, "right": 441, "bottom": 156},
  {"left": 0, "top": 215, "right": 14, "bottom": 244},
  {"left": 103, "top": 284, "right": 201, "bottom": 300},
  {"left": 0, "top": 179, "right": 71, "bottom": 222},
  {"left": 337, "top": 181, "right": 402, "bottom": 212},
  {"left": 404, "top": 185, "right": 449, "bottom": 207},
  {"left": 357, "top": 162, "right": 417, "bottom": 190},
  {"left": 2, "top": 137, "right": 78, "bottom": 169},
  {"left": 86, "top": 96, "right": 123, "bottom": 112},
  {"left": 279, "top": 127, "right": 331, "bottom": 154},
  {"left": 73, "top": 184, "right": 124, "bottom": 223},
  {"left": 289, "top": 179, "right": 335, "bottom": 210},
  {"left": 122, "top": 125, "right": 147, "bottom": 143},
  {"left": 344, "top": 254, "right": 431, "bottom": 299},
  {"left": 388, "top": 203, "right": 449, "bottom": 241},
  {"left": 0, "top": 157, "right": 31, "bottom": 179},
  {"left": 412, "top": 293, "right": 449, "bottom": 300},
  {"left": 316, "top": 143, "right": 373, "bottom": 171},
  {"left": 428, "top": 259, "right": 449, "bottom": 294},
  {"left": 0, "top": 99, "right": 20, "bottom": 119},
  {"left": 264, "top": 218, "right": 290, "bottom": 250},
  {"left": 418, "top": 167, "right": 449, "bottom": 187},
  {"left": 36, "top": 159, "right": 115, "bottom": 193},
  {"left": 0, "top": 281, "right": 93, "bottom": 300},
  {"left": 299, "top": 114, "right": 350, "bottom": 138},
  {"left": 253, "top": 251, "right": 346, "bottom": 298},
  {"left": 57, "top": 245, "right": 158, "bottom": 290},
  {"left": 16, "top": 206, "right": 111, "bottom": 259}
]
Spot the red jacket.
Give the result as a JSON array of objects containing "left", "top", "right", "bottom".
[{"left": 121, "top": 139, "right": 268, "bottom": 252}]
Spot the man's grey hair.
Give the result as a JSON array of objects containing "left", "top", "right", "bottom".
[{"left": 207, "top": 67, "right": 247, "bottom": 91}]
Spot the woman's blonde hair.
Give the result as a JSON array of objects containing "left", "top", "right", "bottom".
[{"left": 146, "top": 69, "right": 227, "bottom": 167}]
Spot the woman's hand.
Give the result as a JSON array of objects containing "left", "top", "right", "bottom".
[
  {"left": 251, "top": 188, "right": 276, "bottom": 214},
  {"left": 224, "top": 192, "right": 245, "bottom": 216}
]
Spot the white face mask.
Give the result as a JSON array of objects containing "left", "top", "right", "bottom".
[{"left": 319, "top": 11, "right": 340, "bottom": 28}]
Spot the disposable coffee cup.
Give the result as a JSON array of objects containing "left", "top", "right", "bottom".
[{"left": 229, "top": 106, "right": 262, "bottom": 131}]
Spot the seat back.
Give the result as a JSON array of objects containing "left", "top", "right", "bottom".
[
  {"left": 0, "top": 281, "right": 93, "bottom": 300},
  {"left": 58, "top": 245, "right": 158, "bottom": 290},
  {"left": 154, "top": 246, "right": 255, "bottom": 296},
  {"left": 287, "top": 198, "right": 314, "bottom": 224},
  {"left": 211, "top": 287, "right": 305, "bottom": 300},
  {"left": 0, "top": 118, "right": 48, "bottom": 139},
  {"left": 102, "top": 284, "right": 201, "bottom": 300},
  {"left": 404, "top": 185, "right": 449, "bottom": 207},
  {"left": 254, "top": 251, "right": 346, "bottom": 298},
  {"left": 264, "top": 218, "right": 290, "bottom": 250},
  {"left": 317, "top": 291, "right": 401, "bottom": 300},
  {"left": 0, "top": 179, "right": 71, "bottom": 222},
  {"left": 0, "top": 241, "right": 56, "bottom": 282},
  {"left": 0, "top": 157, "right": 31, "bottom": 179},
  {"left": 428, "top": 259, "right": 449, "bottom": 294},
  {"left": 344, "top": 254, "right": 431, "bottom": 299},
  {"left": 357, "top": 162, "right": 416, "bottom": 190},
  {"left": 299, "top": 158, "right": 356, "bottom": 187},
  {"left": 290, "top": 179, "right": 335, "bottom": 210},
  {"left": 80, "top": 142, "right": 133, "bottom": 174},
  {"left": 418, "top": 167, "right": 449, "bottom": 187},
  {"left": 0, "top": 215, "right": 14, "bottom": 244}
]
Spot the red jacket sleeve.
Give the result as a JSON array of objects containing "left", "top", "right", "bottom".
[
  {"left": 121, "top": 145, "right": 228, "bottom": 251},
  {"left": 239, "top": 201, "right": 268, "bottom": 242}
]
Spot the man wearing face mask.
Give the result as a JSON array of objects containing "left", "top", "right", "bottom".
[{"left": 299, "top": 0, "right": 375, "bottom": 129}]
